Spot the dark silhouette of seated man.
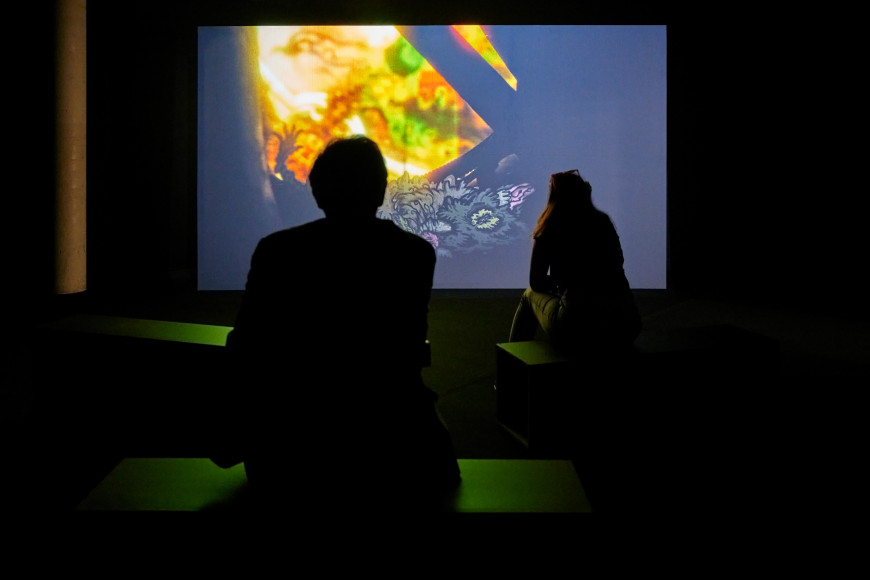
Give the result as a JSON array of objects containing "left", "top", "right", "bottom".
[{"left": 218, "top": 135, "right": 460, "bottom": 512}]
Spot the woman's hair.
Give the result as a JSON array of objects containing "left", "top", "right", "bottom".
[{"left": 532, "top": 169, "right": 593, "bottom": 239}]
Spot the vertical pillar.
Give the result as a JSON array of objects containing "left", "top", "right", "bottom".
[{"left": 55, "top": 0, "right": 87, "bottom": 294}]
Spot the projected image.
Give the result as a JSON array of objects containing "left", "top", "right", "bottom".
[
  {"left": 198, "top": 25, "right": 667, "bottom": 290},
  {"left": 259, "top": 26, "right": 495, "bottom": 183},
  {"left": 257, "top": 25, "right": 533, "bottom": 258}
]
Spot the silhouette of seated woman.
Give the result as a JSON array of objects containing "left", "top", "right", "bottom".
[
  {"left": 508, "top": 169, "right": 641, "bottom": 357},
  {"left": 216, "top": 136, "right": 460, "bottom": 512}
]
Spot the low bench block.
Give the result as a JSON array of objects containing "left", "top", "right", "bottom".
[
  {"left": 75, "top": 458, "right": 591, "bottom": 514},
  {"left": 496, "top": 325, "right": 781, "bottom": 453},
  {"left": 32, "top": 315, "right": 432, "bottom": 457}
]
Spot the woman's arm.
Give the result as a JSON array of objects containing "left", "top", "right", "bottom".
[{"left": 528, "top": 237, "right": 555, "bottom": 293}]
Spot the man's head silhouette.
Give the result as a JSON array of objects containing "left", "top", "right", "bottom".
[{"left": 308, "top": 135, "right": 388, "bottom": 218}]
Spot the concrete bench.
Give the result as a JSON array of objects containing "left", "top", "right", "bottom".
[{"left": 75, "top": 458, "right": 591, "bottom": 515}]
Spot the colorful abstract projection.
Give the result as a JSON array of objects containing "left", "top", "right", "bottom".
[{"left": 257, "top": 25, "right": 532, "bottom": 257}]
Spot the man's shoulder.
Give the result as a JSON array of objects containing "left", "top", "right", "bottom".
[
  {"left": 257, "top": 217, "right": 434, "bottom": 259},
  {"left": 378, "top": 220, "right": 436, "bottom": 258},
  {"left": 259, "top": 219, "right": 327, "bottom": 244},
  {"left": 379, "top": 219, "right": 432, "bottom": 242}
]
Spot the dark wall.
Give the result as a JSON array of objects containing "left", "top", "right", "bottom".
[
  {"left": 7, "top": 3, "right": 61, "bottom": 326},
  {"left": 86, "top": 2, "right": 198, "bottom": 296},
  {"left": 21, "top": 2, "right": 862, "bottom": 321},
  {"left": 667, "top": 19, "right": 863, "bottom": 318}
]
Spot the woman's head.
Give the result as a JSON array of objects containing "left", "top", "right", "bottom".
[
  {"left": 533, "top": 169, "right": 594, "bottom": 238},
  {"left": 548, "top": 169, "right": 592, "bottom": 207}
]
